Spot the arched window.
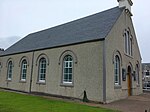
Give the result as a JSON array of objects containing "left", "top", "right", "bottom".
[
  {"left": 114, "top": 55, "right": 121, "bottom": 85},
  {"left": 20, "top": 59, "right": 27, "bottom": 81},
  {"left": 135, "top": 64, "right": 140, "bottom": 85},
  {"left": 124, "top": 29, "right": 133, "bottom": 56},
  {"left": 7, "top": 61, "right": 13, "bottom": 80},
  {"left": 125, "top": 31, "right": 128, "bottom": 53},
  {"left": 38, "top": 58, "right": 46, "bottom": 83},
  {"left": 63, "top": 55, "right": 73, "bottom": 84}
]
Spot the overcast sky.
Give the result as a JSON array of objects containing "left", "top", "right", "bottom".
[{"left": 0, "top": 0, "right": 150, "bottom": 63}]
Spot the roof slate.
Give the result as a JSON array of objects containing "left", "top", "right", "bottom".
[{"left": 1, "top": 6, "right": 124, "bottom": 56}]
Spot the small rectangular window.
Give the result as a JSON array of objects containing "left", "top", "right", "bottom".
[{"left": 146, "top": 71, "right": 150, "bottom": 76}]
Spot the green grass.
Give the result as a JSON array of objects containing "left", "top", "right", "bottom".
[{"left": 0, "top": 90, "right": 118, "bottom": 112}]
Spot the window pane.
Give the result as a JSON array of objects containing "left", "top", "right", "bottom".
[
  {"left": 69, "top": 74, "right": 72, "bottom": 80},
  {"left": 64, "top": 68, "right": 68, "bottom": 73},
  {"left": 64, "top": 74, "right": 68, "bottom": 81},
  {"left": 69, "top": 62, "right": 72, "bottom": 67},
  {"left": 65, "top": 62, "right": 68, "bottom": 67},
  {"left": 69, "top": 68, "right": 72, "bottom": 74},
  {"left": 146, "top": 71, "right": 149, "bottom": 76}
]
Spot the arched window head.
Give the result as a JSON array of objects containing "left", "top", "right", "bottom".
[
  {"left": 7, "top": 61, "right": 13, "bottom": 80},
  {"left": 63, "top": 55, "right": 73, "bottom": 84},
  {"left": 114, "top": 55, "right": 121, "bottom": 85},
  {"left": 38, "top": 58, "right": 46, "bottom": 83},
  {"left": 20, "top": 59, "right": 27, "bottom": 81}
]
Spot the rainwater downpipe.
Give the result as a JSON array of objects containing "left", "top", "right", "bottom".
[
  {"left": 29, "top": 51, "right": 35, "bottom": 93},
  {"left": 103, "top": 40, "right": 106, "bottom": 103}
]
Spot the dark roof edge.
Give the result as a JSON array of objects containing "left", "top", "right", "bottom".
[{"left": 0, "top": 38, "right": 105, "bottom": 57}]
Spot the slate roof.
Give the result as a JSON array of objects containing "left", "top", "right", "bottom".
[{"left": 1, "top": 6, "right": 124, "bottom": 56}]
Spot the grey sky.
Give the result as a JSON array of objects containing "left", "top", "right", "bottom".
[{"left": 0, "top": 0, "right": 149, "bottom": 63}]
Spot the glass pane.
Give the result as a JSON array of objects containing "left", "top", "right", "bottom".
[
  {"left": 115, "top": 69, "right": 117, "bottom": 74},
  {"left": 69, "top": 62, "right": 72, "bottom": 67},
  {"left": 65, "top": 62, "right": 68, "bottom": 67},
  {"left": 69, "top": 74, "right": 72, "bottom": 80},
  {"left": 64, "top": 74, "right": 68, "bottom": 80},
  {"left": 43, "top": 69, "right": 46, "bottom": 74},
  {"left": 43, "top": 64, "right": 46, "bottom": 68},
  {"left": 115, "top": 75, "right": 118, "bottom": 82},
  {"left": 69, "top": 68, "right": 72, "bottom": 74}
]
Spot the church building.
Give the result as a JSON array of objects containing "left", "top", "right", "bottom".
[{"left": 0, "top": 0, "right": 142, "bottom": 103}]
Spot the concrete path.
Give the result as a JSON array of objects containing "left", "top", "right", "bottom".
[{"left": 102, "top": 93, "right": 150, "bottom": 112}]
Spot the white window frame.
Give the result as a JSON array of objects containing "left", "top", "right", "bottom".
[
  {"left": 125, "top": 32, "right": 128, "bottom": 54},
  {"left": 124, "top": 30, "right": 133, "bottom": 56},
  {"left": 20, "top": 60, "right": 27, "bottom": 81},
  {"left": 114, "top": 55, "right": 121, "bottom": 85},
  {"left": 38, "top": 58, "right": 46, "bottom": 83},
  {"left": 63, "top": 55, "right": 73, "bottom": 84}
]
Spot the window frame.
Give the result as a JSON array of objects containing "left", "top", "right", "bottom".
[
  {"left": 114, "top": 55, "right": 121, "bottom": 86},
  {"left": 124, "top": 31, "right": 128, "bottom": 54},
  {"left": 38, "top": 57, "right": 47, "bottom": 83},
  {"left": 20, "top": 59, "right": 27, "bottom": 81},
  {"left": 7, "top": 61, "right": 13, "bottom": 80},
  {"left": 62, "top": 55, "right": 73, "bottom": 84},
  {"left": 145, "top": 70, "right": 150, "bottom": 77},
  {"left": 124, "top": 29, "right": 133, "bottom": 56}
]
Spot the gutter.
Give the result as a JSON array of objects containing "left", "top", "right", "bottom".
[
  {"left": 102, "top": 39, "right": 106, "bottom": 103},
  {"left": 29, "top": 51, "right": 35, "bottom": 93},
  {"left": 0, "top": 38, "right": 105, "bottom": 57}
]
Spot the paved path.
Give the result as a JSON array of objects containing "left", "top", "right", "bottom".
[{"left": 101, "top": 93, "right": 150, "bottom": 112}]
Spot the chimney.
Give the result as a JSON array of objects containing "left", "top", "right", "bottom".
[
  {"left": 117, "top": 0, "right": 133, "bottom": 15},
  {"left": 0, "top": 48, "right": 4, "bottom": 54}
]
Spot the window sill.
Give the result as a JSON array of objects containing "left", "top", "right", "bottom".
[
  {"left": 36, "top": 82, "right": 46, "bottom": 85},
  {"left": 114, "top": 85, "right": 122, "bottom": 89},
  {"left": 60, "top": 83, "right": 74, "bottom": 87},
  {"left": 19, "top": 80, "right": 26, "bottom": 83}
]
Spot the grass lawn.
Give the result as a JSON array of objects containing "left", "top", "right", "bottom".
[{"left": 0, "top": 90, "right": 119, "bottom": 112}]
